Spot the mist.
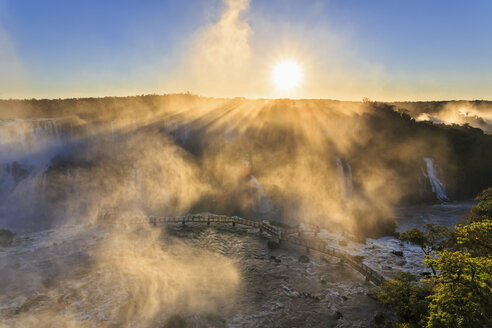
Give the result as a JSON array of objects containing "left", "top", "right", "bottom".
[
  {"left": 1, "top": 1, "right": 491, "bottom": 326},
  {"left": 1, "top": 91, "right": 491, "bottom": 327},
  {"left": 394, "top": 100, "right": 492, "bottom": 133}
]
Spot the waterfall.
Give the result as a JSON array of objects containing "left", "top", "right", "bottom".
[
  {"left": 336, "top": 158, "right": 353, "bottom": 202},
  {"left": 0, "top": 167, "right": 47, "bottom": 230},
  {"left": 0, "top": 118, "right": 71, "bottom": 166},
  {"left": 423, "top": 157, "right": 448, "bottom": 201},
  {"left": 0, "top": 164, "right": 15, "bottom": 198},
  {"left": 336, "top": 159, "right": 346, "bottom": 200},
  {"left": 111, "top": 121, "right": 115, "bottom": 143},
  {"left": 418, "top": 176, "right": 424, "bottom": 197},
  {"left": 345, "top": 161, "right": 353, "bottom": 199},
  {"left": 131, "top": 167, "right": 143, "bottom": 206},
  {"left": 181, "top": 125, "right": 190, "bottom": 144},
  {"left": 0, "top": 118, "right": 77, "bottom": 230},
  {"left": 224, "top": 122, "right": 234, "bottom": 144},
  {"left": 250, "top": 176, "right": 272, "bottom": 214}
]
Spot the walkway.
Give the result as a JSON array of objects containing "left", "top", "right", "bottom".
[{"left": 100, "top": 212, "right": 386, "bottom": 285}]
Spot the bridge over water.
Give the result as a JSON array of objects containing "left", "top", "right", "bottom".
[{"left": 100, "top": 212, "right": 386, "bottom": 286}]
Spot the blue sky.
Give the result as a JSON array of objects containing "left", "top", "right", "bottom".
[{"left": 1, "top": 0, "right": 491, "bottom": 100}]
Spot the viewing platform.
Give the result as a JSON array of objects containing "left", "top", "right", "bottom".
[{"left": 99, "top": 211, "right": 386, "bottom": 286}]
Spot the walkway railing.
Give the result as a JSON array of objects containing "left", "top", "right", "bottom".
[
  {"left": 283, "top": 234, "right": 385, "bottom": 285},
  {"left": 99, "top": 211, "right": 386, "bottom": 285}
]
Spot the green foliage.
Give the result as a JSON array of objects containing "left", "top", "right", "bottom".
[
  {"left": 374, "top": 271, "right": 433, "bottom": 327},
  {"left": 399, "top": 223, "right": 451, "bottom": 275},
  {"left": 467, "top": 187, "right": 492, "bottom": 223},
  {"left": 455, "top": 219, "right": 492, "bottom": 257},
  {"left": 377, "top": 187, "right": 492, "bottom": 327},
  {"left": 399, "top": 228, "right": 425, "bottom": 248},
  {"left": 425, "top": 251, "right": 492, "bottom": 327},
  {"left": 400, "top": 223, "right": 451, "bottom": 256}
]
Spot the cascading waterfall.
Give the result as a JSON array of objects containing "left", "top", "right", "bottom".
[
  {"left": 250, "top": 175, "right": 272, "bottom": 214},
  {"left": 180, "top": 124, "right": 190, "bottom": 144},
  {"left": 163, "top": 120, "right": 189, "bottom": 144},
  {"left": 0, "top": 118, "right": 68, "bottom": 164},
  {"left": 336, "top": 158, "right": 353, "bottom": 202},
  {"left": 423, "top": 157, "right": 448, "bottom": 201},
  {"left": 0, "top": 164, "right": 16, "bottom": 198},
  {"left": 224, "top": 121, "right": 234, "bottom": 144},
  {"left": 0, "top": 167, "right": 47, "bottom": 230},
  {"left": 111, "top": 120, "right": 115, "bottom": 143},
  {"left": 346, "top": 161, "right": 353, "bottom": 199},
  {"left": 418, "top": 176, "right": 424, "bottom": 197},
  {"left": 336, "top": 159, "right": 346, "bottom": 200},
  {"left": 130, "top": 167, "right": 143, "bottom": 206},
  {"left": 0, "top": 118, "right": 73, "bottom": 230}
]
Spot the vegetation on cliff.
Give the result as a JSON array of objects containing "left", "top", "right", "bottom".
[{"left": 375, "top": 187, "right": 492, "bottom": 327}]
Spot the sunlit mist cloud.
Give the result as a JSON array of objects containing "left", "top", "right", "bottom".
[{"left": 162, "top": 0, "right": 385, "bottom": 100}]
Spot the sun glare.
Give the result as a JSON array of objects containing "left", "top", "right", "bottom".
[{"left": 273, "top": 60, "right": 302, "bottom": 90}]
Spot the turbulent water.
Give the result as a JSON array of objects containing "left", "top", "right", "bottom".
[
  {"left": 0, "top": 202, "right": 473, "bottom": 328},
  {"left": 1, "top": 223, "right": 380, "bottom": 328}
]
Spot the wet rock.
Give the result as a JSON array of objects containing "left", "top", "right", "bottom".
[
  {"left": 320, "top": 279, "right": 327, "bottom": 285},
  {"left": 352, "top": 255, "right": 364, "bottom": 262},
  {"left": 300, "top": 292, "right": 321, "bottom": 302},
  {"left": 0, "top": 229, "right": 15, "bottom": 247},
  {"left": 333, "top": 311, "right": 343, "bottom": 320},
  {"left": 338, "top": 240, "right": 347, "bottom": 247},
  {"left": 205, "top": 313, "right": 225, "bottom": 327},
  {"left": 356, "top": 216, "right": 396, "bottom": 239},
  {"left": 13, "top": 295, "right": 49, "bottom": 315},
  {"left": 374, "top": 312, "right": 385, "bottom": 324},
  {"left": 162, "top": 314, "right": 186, "bottom": 328},
  {"left": 298, "top": 255, "right": 310, "bottom": 263},
  {"left": 267, "top": 240, "right": 280, "bottom": 250},
  {"left": 396, "top": 260, "right": 407, "bottom": 266},
  {"left": 391, "top": 250, "right": 404, "bottom": 257}
]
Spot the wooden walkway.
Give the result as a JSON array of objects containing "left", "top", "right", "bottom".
[{"left": 100, "top": 212, "right": 386, "bottom": 285}]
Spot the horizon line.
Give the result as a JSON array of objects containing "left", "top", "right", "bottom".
[{"left": 1, "top": 93, "right": 491, "bottom": 103}]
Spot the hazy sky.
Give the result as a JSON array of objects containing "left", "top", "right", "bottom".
[{"left": 1, "top": 0, "right": 491, "bottom": 100}]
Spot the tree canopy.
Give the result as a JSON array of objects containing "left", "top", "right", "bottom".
[{"left": 375, "top": 187, "right": 492, "bottom": 327}]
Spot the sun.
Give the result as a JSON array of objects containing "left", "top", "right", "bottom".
[{"left": 273, "top": 60, "right": 302, "bottom": 89}]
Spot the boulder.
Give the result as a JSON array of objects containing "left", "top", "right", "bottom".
[
  {"left": 267, "top": 240, "right": 280, "bottom": 250},
  {"left": 298, "top": 255, "right": 310, "bottom": 263},
  {"left": 391, "top": 250, "right": 404, "bottom": 257},
  {"left": 374, "top": 312, "right": 385, "bottom": 324},
  {"left": 0, "top": 229, "right": 15, "bottom": 247}
]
